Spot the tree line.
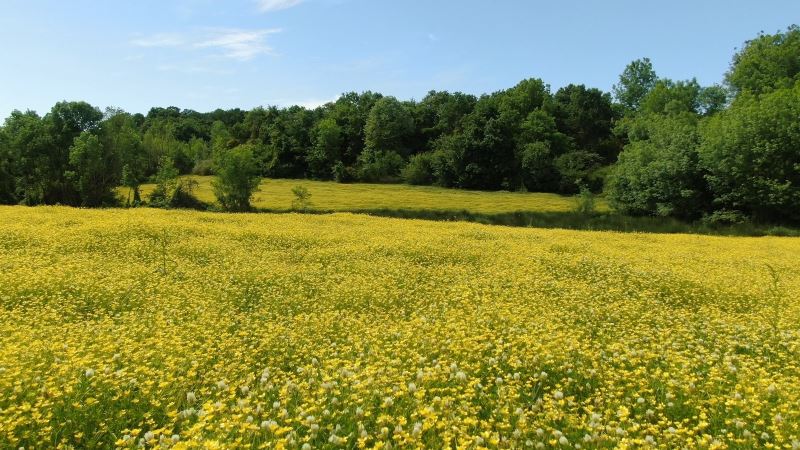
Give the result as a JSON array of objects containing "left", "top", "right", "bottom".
[{"left": 0, "top": 26, "right": 798, "bottom": 223}]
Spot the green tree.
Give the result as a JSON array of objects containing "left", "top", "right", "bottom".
[
  {"left": 213, "top": 144, "right": 261, "bottom": 211},
  {"left": 67, "top": 131, "right": 119, "bottom": 206},
  {"left": 608, "top": 113, "right": 710, "bottom": 219},
  {"left": 613, "top": 58, "right": 658, "bottom": 113},
  {"left": 726, "top": 25, "right": 800, "bottom": 96},
  {"left": 699, "top": 83, "right": 800, "bottom": 223},
  {"left": 364, "top": 97, "right": 414, "bottom": 156},
  {"left": 551, "top": 84, "right": 620, "bottom": 161},
  {"left": 3, "top": 110, "right": 53, "bottom": 205},
  {"left": 307, "top": 118, "right": 342, "bottom": 179}
]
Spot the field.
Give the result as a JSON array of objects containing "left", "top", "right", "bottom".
[
  {"left": 129, "top": 176, "right": 607, "bottom": 214},
  {"left": 1, "top": 206, "right": 800, "bottom": 449}
]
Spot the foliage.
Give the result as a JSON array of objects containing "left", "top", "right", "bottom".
[
  {"left": 290, "top": 185, "right": 312, "bottom": 211},
  {"left": 363, "top": 97, "right": 415, "bottom": 157},
  {"left": 67, "top": 131, "right": 119, "bottom": 207},
  {"left": 699, "top": 82, "right": 800, "bottom": 223},
  {"left": 574, "top": 183, "right": 597, "bottom": 215},
  {"left": 726, "top": 25, "right": 800, "bottom": 96},
  {"left": 608, "top": 113, "right": 709, "bottom": 219},
  {"left": 613, "top": 57, "right": 658, "bottom": 113},
  {"left": 401, "top": 152, "right": 437, "bottom": 185},
  {"left": 212, "top": 144, "right": 261, "bottom": 211}
]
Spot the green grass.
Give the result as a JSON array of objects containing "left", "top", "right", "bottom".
[
  {"left": 128, "top": 176, "right": 607, "bottom": 214},
  {"left": 122, "top": 176, "right": 800, "bottom": 236}
]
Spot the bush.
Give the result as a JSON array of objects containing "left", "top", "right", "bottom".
[
  {"left": 291, "top": 185, "right": 313, "bottom": 212},
  {"left": 356, "top": 149, "right": 404, "bottom": 182},
  {"left": 212, "top": 144, "right": 260, "bottom": 212},
  {"left": 401, "top": 153, "right": 436, "bottom": 185},
  {"left": 332, "top": 161, "right": 356, "bottom": 183},
  {"left": 701, "top": 209, "right": 748, "bottom": 226},
  {"left": 574, "top": 184, "right": 597, "bottom": 215},
  {"left": 191, "top": 159, "right": 215, "bottom": 175}
]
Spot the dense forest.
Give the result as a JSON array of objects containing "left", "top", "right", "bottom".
[{"left": 1, "top": 26, "right": 798, "bottom": 224}]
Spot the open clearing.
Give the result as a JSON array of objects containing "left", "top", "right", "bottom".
[
  {"left": 1, "top": 206, "right": 799, "bottom": 448},
  {"left": 130, "top": 176, "right": 608, "bottom": 214}
]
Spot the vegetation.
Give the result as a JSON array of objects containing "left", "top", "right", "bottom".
[
  {"left": 1, "top": 206, "right": 799, "bottom": 448},
  {"left": 0, "top": 26, "right": 797, "bottom": 229}
]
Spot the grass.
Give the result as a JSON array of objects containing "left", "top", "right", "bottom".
[
  {"left": 128, "top": 176, "right": 609, "bottom": 214},
  {"left": 122, "top": 176, "right": 800, "bottom": 237}
]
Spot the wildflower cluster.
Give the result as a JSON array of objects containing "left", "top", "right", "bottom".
[{"left": 0, "top": 206, "right": 798, "bottom": 449}]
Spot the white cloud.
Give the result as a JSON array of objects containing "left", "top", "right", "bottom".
[
  {"left": 195, "top": 28, "right": 282, "bottom": 61},
  {"left": 273, "top": 96, "right": 338, "bottom": 109},
  {"left": 255, "top": 0, "right": 304, "bottom": 12},
  {"left": 131, "top": 28, "right": 282, "bottom": 61}
]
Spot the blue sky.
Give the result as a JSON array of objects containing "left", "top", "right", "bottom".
[{"left": 1, "top": 0, "right": 798, "bottom": 118}]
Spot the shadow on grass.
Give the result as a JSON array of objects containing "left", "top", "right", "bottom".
[{"left": 270, "top": 207, "right": 799, "bottom": 237}]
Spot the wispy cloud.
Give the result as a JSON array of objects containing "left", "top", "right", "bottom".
[
  {"left": 255, "top": 0, "right": 304, "bottom": 13},
  {"left": 195, "top": 28, "right": 282, "bottom": 60},
  {"left": 273, "top": 96, "right": 338, "bottom": 109},
  {"left": 131, "top": 28, "right": 282, "bottom": 61}
]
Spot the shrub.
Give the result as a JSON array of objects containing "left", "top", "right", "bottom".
[
  {"left": 356, "top": 149, "right": 404, "bottom": 182},
  {"left": 401, "top": 153, "right": 436, "bottom": 185},
  {"left": 332, "top": 161, "right": 356, "bottom": 183},
  {"left": 291, "top": 185, "right": 313, "bottom": 212},
  {"left": 574, "top": 184, "right": 597, "bottom": 215},
  {"left": 191, "top": 159, "right": 215, "bottom": 176},
  {"left": 212, "top": 144, "right": 260, "bottom": 212}
]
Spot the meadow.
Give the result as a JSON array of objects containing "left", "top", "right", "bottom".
[
  {"left": 1, "top": 205, "right": 799, "bottom": 449},
  {"left": 131, "top": 176, "right": 606, "bottom": 214}
]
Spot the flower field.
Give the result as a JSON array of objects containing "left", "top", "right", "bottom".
[{"left": 1, "top": 206, "right": 799, "bottom": 449}]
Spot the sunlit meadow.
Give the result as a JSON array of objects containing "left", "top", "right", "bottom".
[{"left": 1, "top": 206, "right": 799, "bottom": 449}]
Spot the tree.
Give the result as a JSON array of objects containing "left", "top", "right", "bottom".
[
  {"left": 2, "top": 110, "right": 53, "bottom": 205},
  {"left": 0, "top": 125, "right": 17, "bottom": 204},
  {"left": 699, "top": 83, "right": 800, "bottom": 223},
  {"left": 551, "top": 84, "right": 619, "bottom": 161},
  {"left": 613, "top": 58, "right": 658, "bottom": 113},
  {"left": 213, "top": 144, "right": 261, "bottom": 211},
  {"left": 67, "top": 131, "right": 119, "bottom": 207},
  {"left": 640, "top": 79, "right": 702, "bottom": 115},
  {"left": 364, "top": 97, "right": 415, "bottom": 156},
  {"left": 307, "top": 118, "right": 342, "bottom": 179},
  {"left": 608, "top": 113, "right": 710, "bottom": 219},
  {"left": 726, "top": 25, "right": 800, "bottom": 96}
]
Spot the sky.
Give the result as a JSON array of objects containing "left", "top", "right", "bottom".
[{"left": 1, "top": 0, "right": 798, "bottom": 118}]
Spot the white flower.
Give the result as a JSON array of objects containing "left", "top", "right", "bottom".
[
  {"left": 558, "top": 436, "right": 569, "bottom": 446},
  {"left": 84, "top": 368, "right": 95, "bottom": 378},
  {"left": 553, "top": 390, "right": 564, "bottom": 400},
  {"left": 637, "top": 397, "right": 645, "bottom": 404},
  {"left": 171, "top": 434, "right": 180, "bottom": 442},
  {"left": 186, "top": 391, "right": 196, "bottom": 403},
  {"left": 455, "top": 371, "right": 467, "bottom": 381},
  {"left": 144, "top": 431, "right": 155, "bottom": 441},
  {"left": 408, "top": 382, "right": 417, "bottom": 393}
]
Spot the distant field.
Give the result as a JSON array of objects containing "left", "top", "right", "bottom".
[
  {"left": 1, "top": 206, "right": 799, "bottom": 448},
  {"left": 128, "top": 176, "right": 608, "bottom": 214}
]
